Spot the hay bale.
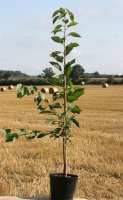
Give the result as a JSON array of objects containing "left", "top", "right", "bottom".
[
  {"left": 8, "top": 85, "right": 14, "bottom": 90},
  {"left": 41, "top": 88, "right": 49, "bottom": 93},
  {"left": 0, "top": 87, "right": 7, "bottom": 92},
  {"left": 49, "top": 87, "right": 58, "bottom": 94},
  {"left": 81, "top": 82, "right": 85, "bottom": 85},
  {"left": 102, "top": 83, "right": 109, "bottom": 88}
]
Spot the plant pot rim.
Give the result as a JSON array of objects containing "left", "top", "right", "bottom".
[{"left": 49, "top": 173, "right": 78, "bottom": 179}]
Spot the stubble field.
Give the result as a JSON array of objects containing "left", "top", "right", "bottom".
[{"left": 0, "top": 85, "right": 123, "bottom": 200}]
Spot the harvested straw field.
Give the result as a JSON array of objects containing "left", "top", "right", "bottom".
[{"left": 0, "top": 85, "right": 123, "bottom": 199}]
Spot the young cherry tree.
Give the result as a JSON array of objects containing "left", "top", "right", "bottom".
[
  {"left": 0, "top": 7, "right": 84, "bottom": 177},
  {"left": 49, "top": 7, "right": 84, "bottom": 176}
]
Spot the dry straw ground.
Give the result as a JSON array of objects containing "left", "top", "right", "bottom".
[{"left": 0, "top": 85, "right": 123, "bottom": 199}]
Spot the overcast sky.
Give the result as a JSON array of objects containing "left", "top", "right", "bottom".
[{"left": 0, "top": 0, "right": 123, "bottom": 75}]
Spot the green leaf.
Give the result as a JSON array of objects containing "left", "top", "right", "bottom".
[
  {"left": 53, "top": 15, "right": 59, "bottom": 24},
  {"left": 0, "top": 128, "right": 7, "bottom": 135},
  {"left": 51, "top": 36, "right": 63, "bottom": 44},
  {"left": 4, "top": 129, "right": 11, "bottom": 136},
  {"left": 53, "top": 24, "right": 62, "bottom": 31},
  {"left": 52, "top": 24, "right": 62, "bottom": 35},
  {"left": 66, "top": 119, "right": 72, "bottom": 126},
  {"left": 37, "top": 132, "right": 47, "bottom": 138},
  {"left": 50, "top": 128, "right": 61, "bottom": 138},
  {"left": 67, "top": 79, "right": 73, "bottom": 89},
  {"left": 25, "top": 130, "right": 40, "bottom": 140},
  {"left": 52, "top": 9, "right": 60, "bottom": 17},
  {"left": 59, "top": 12, "right": 66, "bottom": 19},
  {"left": 37, "top": 105, "right": 46, "bottom": 111},
  {"left": 67, "top": 21, "right": 78, "bottom": 27},
  {"left": 16, "top": 84, "right": 24, "bottom": 98},
  {"left": 48, "top": 78, "right": 63, "bottom": 86},
  {"left": 16, "top": 85, "right": 30, "bottom": 98},
  {"left": 68, "top": 32, "right": 81, "bottom": 37},
  {"left": 29, "top": 86, "right": 38, "bottom": 95},
  {"left": 60, "top": 113, "right": 66, "bottom": 120},
  {"left": 64, "top": 59, "right": 75, "bottom": 76},
  {"left": 6, "top": 133, "right": 19, "bottom": 142},
  {"left": 44, "top": 98, "right": 50, "bottom": 105},
  {"left": 53, "top": 29, "right": 62, "bottom": 35},
  {"left": 52, "top": 121, "right": 58, "bottom": 125},
  {"left": 66, "top": 59, "right": 76, "bottom": 67},
  {"left": 53, "top": 91, "right": 64, "bottom": 101},
  {"left": 50, "top": 103, "right": 62, "bottom": 109},
  {"left": 32, "top": 86, "right": 38, "bottom": 91},
  {"left": 40, "top": 110, "right": 53, "bottom": 114},
  {"left": 52, "top": 74, "right": 60, "bottom": 79},
  {"left": 19, "top": 129, "right": 27, "bottom": 135},
  {"left": 67, "top": 95, "right": 77, "bottom": 103},
  {"left": 0, "top": 129, "right": 19, "bottom": 142},
  {"left": 52, "top": 74, "right": 64, "bottom": 79},
  {"left": 55, "top": 55, "right": 63, "bottom": 63},
  {"left": 50, "top": 61, "right": 62, "bottom": 71},
  {"left": 74, "top": 88, "right": 85, "bottom": 98},
  {"left": 39, "top": 92, "right": 45, "bottom": 100},
  {"left": 70, "top": 117, "right": 80, "bottom": 127},
  {"left": 50, "top": 52, "right": 63, "bottom": 63},
  {"left": 68, "top": 88, "right": 84, "bottom": 102},
  {"left": 23, "top": 87, "right": 30, "bottom": 95},
  {"left": 34, "top": 96, "right": 42, "bottom": 106},
  {"left": 17, "top": 92, "right": 23, "bottom": 98},
  {"left": 16, "top": 84, "right": 22, "bottom": 91},
  {"left": 64, "top": 66, "right": 72, "bottom": 76},
  {"left": 68, "top": 105, "right": 81, "bottom": 114},
  {"left": 66, "top": 43, "right": 79, "bottom": 55},
  {"left": 26, "top": 132, "right": 36, "bottom": 140},
  {"left": 68, "top": 11, "right": 74, "bottom": 21},
  {"left": 60, "top": 7, "right": 65, "bottom": 14},
  {"left": 62, "top": 19, "right": 69, "bottom": 24},
  {"left": 50, "top": 51, "right": 61, "bottom": 56}
]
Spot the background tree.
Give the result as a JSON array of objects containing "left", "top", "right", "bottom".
[
  {"left": 121, "top": 78, "right": 123, "bottom": 84},
  {"left": 42, "top": 67, "right": 55, "bottom": 78},
  {"left": 70, "top": 64, "right": 85, "bottom": 84},
  {"left": 3, "top": 72, "right": 11, "bottom": 79},
  {"left": 93, "top": 71, "right": 100, "bottom": 77},
  {"left": 107, "top": 75, "right": 115, "bottom": 84}
]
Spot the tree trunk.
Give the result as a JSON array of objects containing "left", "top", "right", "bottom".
[{"left": 63, "top": 23, "right": 67, "bottom": 177}]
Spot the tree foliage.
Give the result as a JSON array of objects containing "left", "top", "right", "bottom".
[
  {"left": 42, "top": 67, "right": 55, "bottom": 78},
  {"left": 3, "top": 72, "right": 11, "bottom": 79},
  {"left": 0, "top": 70, "right": 28, "bottom": 78},
  {"left": 70, "top": 64, "right": 85, "bottom": 84},
  {"left": 93, "top": 71, "right": 100, "bottom": 77},
  {"left": 0, "top": 7, "right": 84, "bottom": 177},
  {"left": 107, "top": 75, "right": 115, "bottom": 84}
]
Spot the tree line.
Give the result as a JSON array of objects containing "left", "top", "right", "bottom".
[
  {"left": 0, "top": 70, "right": 28, "bottom": 79},
  {"left": 0, "top": 66, "right": 123, "bottom": 85}
]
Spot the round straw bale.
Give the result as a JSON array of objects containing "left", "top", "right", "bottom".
[
  {"left": 41, "top": 88, "right": 49, "bottom": 93},
  {"left": 8, "top": 85, "right": 14, "bottom": 90},
  {"left": 81, "top": 82, "right": 85, "bottom": 85},
  {"left": 0, "top": 87, "right": 7, "bottom": 92},
  {"left": 49, "top": 87, "right": 58, "bottom": 94},
  {"left": 102, "top": 83, "right": 109, "bottom": 88}
]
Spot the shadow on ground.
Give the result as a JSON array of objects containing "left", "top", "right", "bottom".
[{"left": 20, "top": 197, "right": 50, "bottom": 200}]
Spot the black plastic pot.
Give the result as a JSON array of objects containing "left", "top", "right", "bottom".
[{"left": 49, "top": 173, "right": 78, "bottom": 200}]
